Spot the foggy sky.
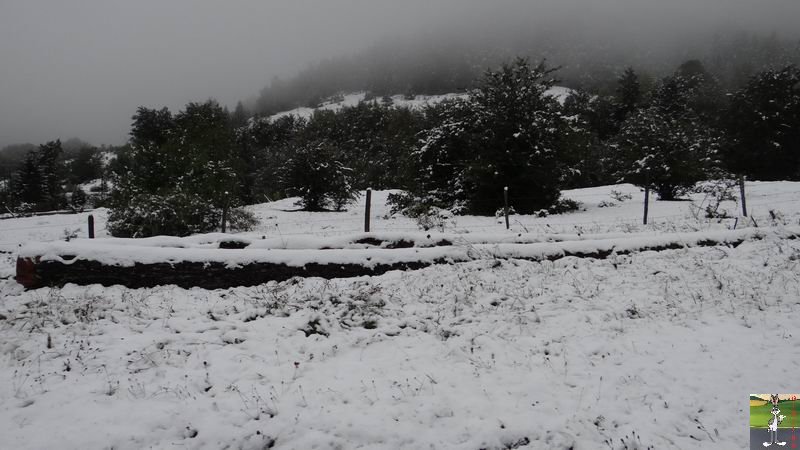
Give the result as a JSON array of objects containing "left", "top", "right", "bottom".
[{"left": 1, "top": 0, "right": 798, "bottom": 148}]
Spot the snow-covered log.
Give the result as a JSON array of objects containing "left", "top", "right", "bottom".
[{"left": 15, "top": 227, "right": 799, "bottom": 290}]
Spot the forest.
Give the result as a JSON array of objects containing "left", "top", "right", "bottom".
[{"left": 1, "top": 34, "right": 798, "bottom": 238}]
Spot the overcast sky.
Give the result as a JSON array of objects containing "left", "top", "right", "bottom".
[{"left": 1, "top": 0, "right": 798, "bottom": 148}]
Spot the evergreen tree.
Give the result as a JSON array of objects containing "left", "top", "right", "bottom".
[
  {"left": 302, "top": 102, "right": 423, "bottom": 190},
  {"left": 69, "top": 186, "right": 88, "bottom": 212},
  {"left": 411, "top": 58, "right": 568, "bottom": 215},
  {"left": 280, "top": 140, "right": 358, "bottom": 211},
  {"left": 230, "top": 101, "right": 249, "bottom": 129},
  {"left": 109, "top": 101, "right": 256, "bottom": 237},
  {"left": 403, "top": 99, "right": 474, "bottom": 212},
  {"left": 67, "top": 146, "right": 103, "bottom": 185},
  {"left": 561, "top": 90, "right": 614, "bottom": 188},
  {"left": 14, "top": 150, "right": 43, "bottom": 207},
  {"left": 37, "top": 140, "right": 66, "bottom": 210},
  {"left": 612, "top": 61, "right": 724, "bottom": 200},
  {"left": 126, "top": 107, "right": 176, "bottom": 193},
  {"left": 723, "top": 65, "right": 800, "bottom": 180},
  {"left": 614, "top": 106, "right": 720, "bottom": 200},
  {"left": 239, "top": 114, "right": 307, "bottom": 202},
  {"left": 614, "top": 67, "right": 642, "bottom": 126},
  {"left": 171, "top": 100, "right": 241, "bottom": 206}
]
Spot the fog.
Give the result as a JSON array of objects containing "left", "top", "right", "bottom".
[{"left": 1, "top": 0, "right": 798, "bottom": 148}]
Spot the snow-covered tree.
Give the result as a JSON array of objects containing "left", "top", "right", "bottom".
[
  {"left": 280, "top": 141, "right": 358, "bottom": 212},
  {"left": 109, "top": 101, "right": 256, "bottom": 237},
  {"left": 409, "top": 59, "right": 569, "bottom": 215},
  {"left": 612, "top": 61, "right": 723, "bottom": 200},
  {"left": 614, "top": 106, "right": 720, "bottom": 200},
  {"left": 7, "top": 140, "right": 66, "bottom": 212}
]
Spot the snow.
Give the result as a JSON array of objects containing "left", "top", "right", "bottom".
[
  {"left": 18, "top": 227, "right": 797, "bottom": 271},
  {"left": 268, "top": 87, "right": 572, "bottom": 121},
  {"left": 2, "top": 182, "right": 800, "bottom": 449}
]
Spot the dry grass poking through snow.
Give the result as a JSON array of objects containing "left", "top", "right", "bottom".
[{"left": 1, "top": 235, "right": 799, "bottom": 449}]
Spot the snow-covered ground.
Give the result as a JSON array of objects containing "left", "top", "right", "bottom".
[{"left": 2, "top": 182, "right": 800, "bottom": 449}]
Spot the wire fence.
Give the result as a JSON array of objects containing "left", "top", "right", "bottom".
[{"left": 2, "top": 190, "right": 799, "bottom": 247}]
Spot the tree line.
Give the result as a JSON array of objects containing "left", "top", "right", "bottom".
[
  {"left": 2, "top": 58, "right": 798, "bottom": 237},
  {"left": 0, "top": 139, "right": 111, "bottom": 215}
]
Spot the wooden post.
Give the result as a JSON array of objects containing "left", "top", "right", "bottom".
[
  {"left": 220, "top": 191, "right": 229, "bottom": 233},
  {"left": 643, "top": 187, "right": 650, "bottom": 225},
  {"left": 739, "top": 175, "right": 748, "bottom": 217},
  {"left": 364, "top": 188, "right": 372, "bottom": 233},
  {"left": 503, "top": 186, "right": 510, "bottom": 230},
  {"left": 88, "top": 215, "right": 95, "bottom": 239}
]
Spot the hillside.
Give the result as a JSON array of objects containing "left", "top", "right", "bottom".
[
  {"left": 251, "top": 30, "right": 800, "bottom": 116},
  {"left": 267, "top": 87, "right": 573, "bottom": 121}
]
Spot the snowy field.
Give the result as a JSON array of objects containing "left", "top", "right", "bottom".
[{"left": 2, "top": 182, "right": 800, "bottom": 449}]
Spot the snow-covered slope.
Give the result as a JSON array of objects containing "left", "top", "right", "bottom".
[{"left": 269, "top": 86, "right": 573, "bottom": 121}]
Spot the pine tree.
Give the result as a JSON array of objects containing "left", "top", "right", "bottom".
[
  {"left": 67, "top": 147, "right": 103, "bottom": 184},
  {"left": 36, "top": 140, "right": 66, "bottom": 210},
  {"left": 723, "top": 65, "right": 800, "bottom": 180},
  {"left": 230, "top": 101, "right": 249, "bottom": 129},
  {"left": 14, "top": 150, "right": 43, "bottom": 207},
  {"left": 614, "top": 67, "right": 642, "bottom": 126}
]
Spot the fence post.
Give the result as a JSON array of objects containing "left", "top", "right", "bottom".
[
  {"left": 503, "top": 186, "right": 510, "bottom": 230},
  {"left": 739, "top": 175, "right": 748, "bottom": 217},
  {"left": 220, "top": 191, "right": 229, "bottom": 233},
  {"left": 88, "top": 214, "right": 95, "bottom": 239},
  {"left": 364, "top": 188, "right": 372, "bottom": 233},
  {"left": 643, "top": 186, "right": 650, "bottom": 225}
]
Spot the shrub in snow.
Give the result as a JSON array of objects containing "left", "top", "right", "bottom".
[
  {"left": 108, "top": 191, "right": 256, "bottom": 238},
  {"left": 108, "top": 191, "right": 218, "bottom": 237},
  {"left": 548, "top": 197, "right": 582, "bottom": 214},
  {"left": 495, "top": 206, "right": 516, "bottom": 218},
  {"left": 610, "top": 189, "right": 633, "bottom": 203},
  {"left": 690, "top": 177, "right": 738, "bottom": 219},
  {"left": 415, "top": 207, "right": 453, "bottom": 232}
]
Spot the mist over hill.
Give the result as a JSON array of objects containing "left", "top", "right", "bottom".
[{"left": 252, "top": 2, "right": 800, "bottom": 116}]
